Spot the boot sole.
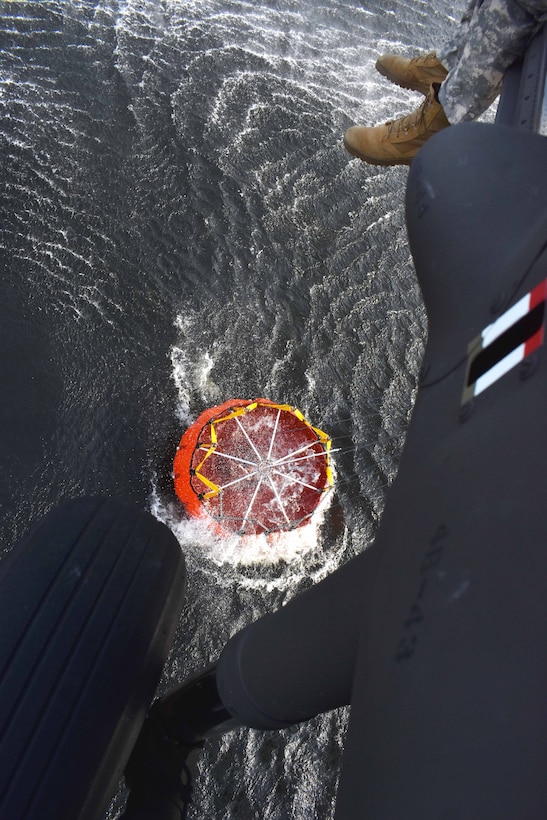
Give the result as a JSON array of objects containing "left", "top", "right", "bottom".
[{"left": 343, "top": 135, "right": 412, "bottom": 167}]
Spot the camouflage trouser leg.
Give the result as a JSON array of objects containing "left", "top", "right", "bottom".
[{"left": 437, "top": 0, "right": 546, "bottom": 123}]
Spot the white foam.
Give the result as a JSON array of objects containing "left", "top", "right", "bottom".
[
  {"left": 170, "top": 313, "right": 221, "bottom": 424},
  {"left": 150, "top": 477, "right": 334, "bottom": 571},
  {"left": 167, "top": 312, "right": 337, "bottom": 573}
]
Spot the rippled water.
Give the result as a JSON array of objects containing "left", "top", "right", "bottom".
[{"left": 0, "top": 0, "right": 468, "bottom": 816}]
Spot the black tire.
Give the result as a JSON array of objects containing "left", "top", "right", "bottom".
[{"left": 0, "top": 496, "right": 186, "bottom": 820}]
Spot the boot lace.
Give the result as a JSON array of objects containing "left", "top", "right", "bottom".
[
  {"left": 409, "top": 51, "right": 436, "bottom": 68},
  {"left": 386, "top": 96, "right": 428, "bottom": 138}
]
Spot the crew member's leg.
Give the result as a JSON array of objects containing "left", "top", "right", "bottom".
[
  {"left": 439, "top": 0, "right": 545, "bottom": 123},
  {"left": 344, "top": 0, "right": 545, "bottom": 165},
  {"left": 437, "top": 0, "right": 483, "bottom": 72}
]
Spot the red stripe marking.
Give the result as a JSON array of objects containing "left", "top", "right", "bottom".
[
  {"left": 524, "top": 326, "right": 544, "bottom": 358},
  {"left": 524, "top": 280, "right": 546, "bottom": 357},
  {"left": 529, "top": 279, "right": 546, "bottom": 310}
]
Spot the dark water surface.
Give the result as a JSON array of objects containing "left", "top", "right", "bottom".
[{"left": 0, "top": 0, "right": 466, "bottom": 816}]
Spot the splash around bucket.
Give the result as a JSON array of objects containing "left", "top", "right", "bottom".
[{"left": 173, "top": 399, "right": 333, "bottom": 537}]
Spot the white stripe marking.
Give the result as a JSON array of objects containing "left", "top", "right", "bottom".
[
  {"left": 481, "top": 292, "right": 530, "bottom": 348},
  {"left": 474, "top": 344, "right": 525, "bottom": 396}
]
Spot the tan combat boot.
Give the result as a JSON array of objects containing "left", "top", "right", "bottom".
[
  {"left": 376, "top": 51, "right": 448, "bottom": 95},
  {"left": 343, "top": 83, "right": 450, "bottom": 166}
]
